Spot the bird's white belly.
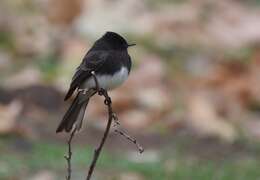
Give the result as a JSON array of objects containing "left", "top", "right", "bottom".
[{"left": 83, "top": 67, "right": 129, "bottom": 90}]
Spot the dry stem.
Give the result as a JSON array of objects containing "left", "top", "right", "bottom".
[
  {"left": 63, "top": 71, "right": 144, "bottom": 180},
  {"left": 64, "top": 127, "right": 77, "bottom": 180},
  {"left": 86, "top": 89, "right": 112, "bottom": 180}
]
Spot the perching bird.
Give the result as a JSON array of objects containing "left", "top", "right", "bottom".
[{"left": 56, "top": 32, "right": 135, "bottom": 133}]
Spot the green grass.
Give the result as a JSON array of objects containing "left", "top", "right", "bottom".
[{"left": 1, "top": 137, "right": 260, "bottom": 180}]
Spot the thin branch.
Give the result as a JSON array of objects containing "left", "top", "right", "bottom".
[
  {"left": 86, "top": 89, "right": 113, "bottom": 180},
  {"left": 113, "top": 123, "right": 144, "bottom": 154},
  {"left": 64, "top": 127, "right": 77, "bottom": 180},
  {"left": 62, "top": 71, "right": 144, "bottom": 180},
  {"left": 112, "top": 113, "right": 144, "bottom": 153}
]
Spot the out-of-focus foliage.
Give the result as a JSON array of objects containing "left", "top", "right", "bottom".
[{"left": 1, "top": 0, "right": 260, "bottom": 179}]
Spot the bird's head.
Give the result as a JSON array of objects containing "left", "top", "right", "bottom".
[{"left": 94, "top": 32, "right": 135, "bottom": 51}]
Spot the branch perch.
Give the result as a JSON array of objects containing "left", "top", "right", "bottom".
[
  {"left": 64, "top": 71, "right": 144, "bottom": 180},
  {"left": 86, "top": 89, "right": 113, "bottom": 180},
  {"left": 64, "top": 127, "right": 77, "bottom": 180},
  {"left": 113, "top": 126, "right": 144, "bottom": 153},
  {"left": 112, "top": 112, "right": 144, "bottom": 153}
]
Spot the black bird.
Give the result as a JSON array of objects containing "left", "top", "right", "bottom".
[{"left": 56, "top": 32, "right": 135, "bottom": 133}]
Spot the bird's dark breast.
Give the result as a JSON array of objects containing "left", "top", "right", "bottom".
[{"left": 96, "top": 51, "right": 131, "bottom": 75}]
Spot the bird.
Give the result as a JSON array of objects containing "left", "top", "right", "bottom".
[{"left": 56, "top": 31, "right": 135, "bottom": 133}]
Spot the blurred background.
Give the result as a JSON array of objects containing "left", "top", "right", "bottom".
[{"left": 1, "top": 0, "right": 260, "bottom": 179}]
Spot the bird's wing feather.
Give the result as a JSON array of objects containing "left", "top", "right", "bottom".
[
  {"left": 72, "top": 51, "right": 109, "bottom": 81},
  {"left": 64, "top": 51, "right": 109, "bottom": 100}
]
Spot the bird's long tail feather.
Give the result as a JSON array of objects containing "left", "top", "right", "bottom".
[{"left": 56, "top": 90, "right": 95, "bottom": 133}]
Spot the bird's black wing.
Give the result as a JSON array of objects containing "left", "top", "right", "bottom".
[{"left": 64, "top": 51, "right": 109, "bottom": 100}]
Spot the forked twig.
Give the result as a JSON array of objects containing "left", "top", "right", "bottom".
[
  {"left": 86, "top": 89, "right": 113, "bottom": 180},
  {"left": 64, "top": 71, "right": 143, "bottom": 180},
  {"left": 85, "top": 72, "right": 144, "bottom": 179},
  {"left": 113, "top": 119, "right": 144, "bottom": 153}
]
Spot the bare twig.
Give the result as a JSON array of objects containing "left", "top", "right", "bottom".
[
  {"left": 111, "top": 113, "right": 144, "bottom": 153},
  {"left": 64, "top": 127, "right": 77, "bottom": 180},
  {"left": 86, "top": 89, "right": 113, "bottom": 180},
  {"left": 63, "top": 71, "right": 143, "bottom": 180},
  {"left": 113, "top": 123, "right": 144, "bottom": 154},
  {"left": 85, "top": 72, "right": 144, "bottom": 179}
]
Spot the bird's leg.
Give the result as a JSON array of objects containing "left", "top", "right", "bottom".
[
  {"left": 99, "top": 89, "right": 111, "bottom": 105},
  {"left": 91, "top": 71, "right": 107, "bottom": 98},
  {"left": 91, "top": 71, "right": 101, "bottom": 92}
]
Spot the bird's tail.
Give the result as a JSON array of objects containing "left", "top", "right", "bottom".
[{"left": 56, "top": 90, "right": 95, "bottom": 133}]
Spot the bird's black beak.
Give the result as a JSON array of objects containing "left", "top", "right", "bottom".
[{"left": 127, "top": 43, "right": 136, "bottom": 47}]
